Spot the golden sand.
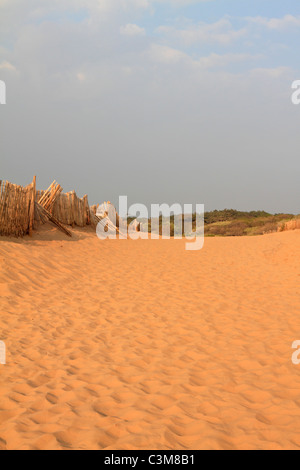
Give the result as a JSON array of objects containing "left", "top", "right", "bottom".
[{"left": 0, "top": 225, "right": 299, "bottom": 450}]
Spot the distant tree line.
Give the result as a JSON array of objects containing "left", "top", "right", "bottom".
[{"left": 127, "top": 209, "right": 296, "bottom": 237}]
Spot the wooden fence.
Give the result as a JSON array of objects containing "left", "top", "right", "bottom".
[
  {"left": 0, "top": 177, "right": 127, "bottom": 237},
  {"left": 0, "top": 178, "right": 36, "bottom": 237},
  {"left": 36, "top": 190, "right": 91, "bottom": 227}
]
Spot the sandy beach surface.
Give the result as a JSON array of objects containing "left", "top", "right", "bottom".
[{"left": 0, "top": 225, "right": 299, "bottom": 450}]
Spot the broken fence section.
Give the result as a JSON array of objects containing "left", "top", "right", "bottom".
[{"left": 36, "top": 188, "right": 91, "bottom": 228}]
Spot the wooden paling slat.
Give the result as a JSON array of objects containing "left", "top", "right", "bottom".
[
  {"left": 35, "top": 202, "right": 72, "bottom": 237},
  {"left": 44, "top": 185, "right": 62, "bottom": 212},
  {"left": 38, "top": 181, "right": 56, "bottom": 206},
  {"left": 38, "top": 180, "right": 63, "bottom": 213},
  {"left": 29, "top": 175, "right": 36, "bottom": 236}
]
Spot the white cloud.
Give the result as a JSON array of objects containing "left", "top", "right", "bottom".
[
  {"left": 249, "top": 66, "right": 290, "bottom": 78},
  {"left": 157, "top": 18, "right": 247, "bottom": 46},
  {"left": 89, "top": 0, "right": 150, "bottom": 14},
  {"left": 0, "top": 61, "right": 17, "bottom": 72},
  {"left": 148, "top": 44, "right": 188, "bottom": 64},
  {"left": 248, "top": 15, "right": 300, "bottom": 31},
  {"left": 197, "top": 52, "right": 256, "bottom": 69},
  {"left": 120, "top": 23, "right": 146, "bottom": 36},
  {"left": 148, "top": 44, "right": 257, "bottom": 70}
]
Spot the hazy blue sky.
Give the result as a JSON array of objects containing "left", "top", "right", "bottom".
[{"left": 1, "top": 0, "right": 300, "bottom": 213}]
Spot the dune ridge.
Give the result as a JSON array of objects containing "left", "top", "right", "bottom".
[{"left": 0, "top": 225, "right": 300, "bottom": 450}]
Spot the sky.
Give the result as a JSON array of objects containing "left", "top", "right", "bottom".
[{"left": 0, "top": 0, "right": 300, "bottom": 214}]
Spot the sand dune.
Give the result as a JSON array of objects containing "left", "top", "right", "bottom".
[{"left": 0, "top": 225, "right": 300, "bottom": 450}]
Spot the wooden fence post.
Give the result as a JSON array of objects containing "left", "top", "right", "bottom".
[{"left": 29, "top": 175, "right": 36, "bottom": 236}]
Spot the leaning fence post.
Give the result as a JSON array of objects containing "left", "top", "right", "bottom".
[{"left": 29, "top": 175, "right": 36, "bottom": 236}]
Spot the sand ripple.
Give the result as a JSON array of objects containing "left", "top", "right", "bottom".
[{"left": 0, "top": 226, "right": 300, "bottom": 449}]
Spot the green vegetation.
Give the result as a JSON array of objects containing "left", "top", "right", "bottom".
[
  {"left": 137, "top": 210, "right": 296, "bottom": 237},
  {"left": 203, "top": 210, "right": 294, "bottom": 237}
]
